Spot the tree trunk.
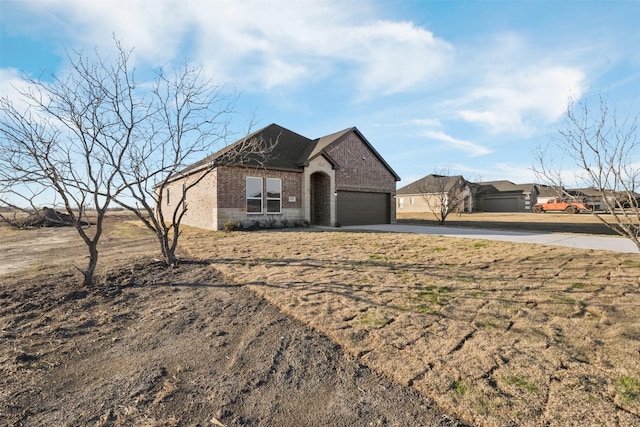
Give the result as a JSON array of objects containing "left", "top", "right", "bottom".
[
  {"left": 159, "top": 231, "right": 179, "bottom": 267},
  {"left": 82, "top": 243, "right": 99, "bottom": 287}
]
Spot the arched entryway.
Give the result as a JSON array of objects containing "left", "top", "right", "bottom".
[{"left": 310, "top": 172, "right": 331, "bottom": 225}]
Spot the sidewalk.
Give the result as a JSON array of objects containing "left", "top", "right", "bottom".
[{"left": 340, "top": 223, "right": 640, "bottom": 254}]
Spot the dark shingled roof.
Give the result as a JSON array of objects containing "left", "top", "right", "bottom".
[
  {"left": 172, "top": 123, "right": 400, "bottom": 181},
  {"left": 476, "top": 180, "right": 538, "bottom": 195},
  {"left": 176, "top": 123, "right": 312, "bottom": 176},
  {"left": 397, "top": 174, "right": 465, "bottom": 195}
]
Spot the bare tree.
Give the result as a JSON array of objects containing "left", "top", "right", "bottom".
[
  {"left": 112, "top": 63, "right": 275, "bottom": 265},
  {"left": 0, "top": 42, "right": 138, "bottom": 285},
  {"left": 418, "top": 168, "right": 469, "bottom": 225},
  {"left": 534, "top": 95, "right": 640, "bottom": 250}
]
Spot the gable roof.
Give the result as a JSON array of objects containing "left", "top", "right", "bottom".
[
  {"left": 305, "top": 127, "right": 353, "bottom": 161},
  {"left": 476, "top": 180, "right": 537, "bottom": 194},
  {"left": 397, "top": 174, "right": 466, "bottom": 195},
  {"left": 302, "top": 126, "right": 400, "bottom": 181},
  {"left": 172, "top": 123, "right": 400, "bottom": 181},
  {"left": 477, "top": 180, "right": 517, "bottom": 192},
  {"left": 176, "top": 123, "right": 311, "bottom": 177},
  {"left": 536, "top": 185, "right": 567, "bottom": 198}
]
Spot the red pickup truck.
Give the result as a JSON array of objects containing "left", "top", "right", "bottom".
[{"left": 532, "top": 198, "right": 591, "bottom": 214}]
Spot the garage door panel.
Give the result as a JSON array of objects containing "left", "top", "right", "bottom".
[
  {"left": 479, "top": 197, "right": 519, "bottom": 212},
  {"left": 337, "top": 191, "right": 390, "bottom": 226}
]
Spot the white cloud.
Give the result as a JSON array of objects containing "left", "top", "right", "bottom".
[
  {"left": 0, "top": 68, "right": 48, "bottom": 113},
  {"left": 7, "top": 0, "right": 453, "bottom": 96},
  {"left": 345, "top": 20, "right": 453, "bottom": 97},
  {"left": 456, "top": 65, "right": 586, "bottom": 134},
  {"left": 422, "top": 130, "right": 492, "bottom": 157},
  {"left": 0, "top": 68, "right": 27, "bottom": 100},
  {"left": 444, "top": 32, "right": 588, "bottom": 135}
]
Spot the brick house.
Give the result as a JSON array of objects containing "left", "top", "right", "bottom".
[
  {"left": 159, "top": 123, "right": 400, "bottom": 230},
  {"left": 396, "top": 174, "right": 473, "bottom": 215}
]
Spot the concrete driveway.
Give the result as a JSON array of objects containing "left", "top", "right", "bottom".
[{"left": 341, "top": 223, "right": 640, "bottom": 254}]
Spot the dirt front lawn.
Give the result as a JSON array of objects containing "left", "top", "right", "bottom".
[{"left": 2, "top": 214, "right": 639, "bottom": 426}]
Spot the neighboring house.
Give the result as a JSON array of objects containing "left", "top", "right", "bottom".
[
  {"left": 535, "top": 185, "right": 566, "bottom": 204},
  {"left": 475, "top": 181, "right": 538, "bottom": 212},
  {"left": 569, "top": 187, "right": 615, "bottom": 211},
  {"left": 569, "top": 187, "right": 640, "bottom": 211},
  {"left": 160, "top": 123, "right": 400, "bottom": 230},
  {"left": 396, "top": 174, "right": 473, "bottom": 214}
]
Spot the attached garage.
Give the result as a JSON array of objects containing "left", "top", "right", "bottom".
[
  {"left": 337, "top": 191, "right": 390, "bottom": 226},
  {"left": 477, "top": 196, "right": 520, "bottom": 212}
]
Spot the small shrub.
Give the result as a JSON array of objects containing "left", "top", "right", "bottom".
[
  {"left": 252, "top": 219, "right": 262, "bottom": 229},
  {"left": 281, "top": 218, "right": 288, "bottom": 228},
  {"left": 223, "top": 220, "right": 240, "bottom": 232},
  {"left": 266, "top": 217, "right": 276, "bottom": 229}
]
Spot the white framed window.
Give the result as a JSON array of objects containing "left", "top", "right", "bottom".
[
  {"left": 398, "top": 197, "right": 404, "bottom": 208},
  {"left": 246, "top": 177, "right": 263, "bottom": 213},
  {"left": 410, "top": 197, "right": 414, "bottom": 205},
  {"left": 266, "top": 178, "right": 282, "bottom": 214}
]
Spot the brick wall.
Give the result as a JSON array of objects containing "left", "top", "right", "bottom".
[
  {"left": 396, "top": 193, "right": 442, "bottom": 213},
  {"left": 325, "top": 131, "right": 398, "bottom": 222},
  {"left": 160, "top": 169, "right": 217, "bottom": 230},
  {"left": 326, "top": 132, "right": 397, "bottom": 192},
  {"left": 215, "top": 166, "right": 304, "bottom": 229}
]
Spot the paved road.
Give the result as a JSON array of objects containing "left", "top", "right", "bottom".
[{"left": 341, "top": 223, "right": 640, "bottom": 254}]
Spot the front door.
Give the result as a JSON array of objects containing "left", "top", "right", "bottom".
[{"left": 310, "top": 172, "right": 330, "bottom": 225}]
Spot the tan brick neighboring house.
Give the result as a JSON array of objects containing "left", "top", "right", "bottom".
[
  {"left": 396, "top": 174, "right": 473, "bottom": 214},
  {"left": 159, "top": 123, "right": 400, "bottom": 230}
]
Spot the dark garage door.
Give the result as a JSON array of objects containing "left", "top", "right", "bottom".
[
  {"left": 337, "top": 191, "right": 390, "bottom": 226},
  {"left": 479, "top": 197, "right": 519, "bottom": 212}
]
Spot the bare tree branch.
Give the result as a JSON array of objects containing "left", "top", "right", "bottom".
[
  {"left": 0, "top": 39, "right": 139, "bottom": 286},
  {"left": 533, "top": 94, "right": 640, "bottom": 250},
  {"left": 110, "top": 62, "right": 276, "bottom": 266},
  {"left": 417, "top": 167, "right": 469, "bottom": 225}
]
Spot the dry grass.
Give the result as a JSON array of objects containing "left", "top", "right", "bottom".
[
  {"left": 180, "top": 228, "right": 640, "bottom": 426},
  {"left": 398, "top": 211, "right": 607, "bottom": 224}
]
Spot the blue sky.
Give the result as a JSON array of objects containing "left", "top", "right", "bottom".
[{"left": 1, "top": 0, "right": 639, "bottom": 187}]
